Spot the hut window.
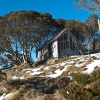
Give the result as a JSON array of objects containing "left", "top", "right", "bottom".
[{"left": 64, "top": 34, "right": 68, "bottom": 41}]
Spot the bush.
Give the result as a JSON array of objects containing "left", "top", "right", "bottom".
[
  {"left": 59, "top": 82, "right": 99, "bottom": 100},
  {"left": 92, "top": 79, "right": 100, "bottom": 96},
  {"left": 8, "top": 80, "right": 25, "bottom": 90},
  {"left": 72, "top": 73, "right": 90, "bottom": 85},
  {"left": 91, "top": 56, "right": 97, "bottom": 60},
  {"left": 60, "top": 82, "right": 99, "bottom": 100},
  {"left": 90, "top": 68, "right": 100, "bottom": 82},
  {"left": 0, "top": 71, "right": 7, "bottom": 82}
]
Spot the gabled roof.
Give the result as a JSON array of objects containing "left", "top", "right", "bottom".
[
  {"left": 48, "top": 28, "right": 67, "bottom": 43},
  {"left": 37, "top": 28, "right": 70, "bottom": 51}
]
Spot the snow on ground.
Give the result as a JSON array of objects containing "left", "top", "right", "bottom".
[
  {"left": 44, "top": 66, "right": 50, "bottom": 70},
  {"left": 75, "top": 63, "right": 85, "bottom": 67},
  {"left": 90, "top": 53, "right": 100, "bottom": 57},
  {"left": 2, "top": 93, "right": 13, "bottom": 100},
  {"left": 0, "top": 93, "right": 6, "bottom": 100},
  {"left": 11, "top": 53, "right": 100, "bottom": 80},
  {"left": 23, "top": 68, "right": 41, "bottom": 71},
  {"left": 1, "top": 53, "right": 100, "bottom": 100},
  {"left": 12, "top": 76, "right": 25, "bottom": 80},
  {"left": 0, "top": 91, "right": 19, "bottom": 100},
  {"left": 66, "top": 76, "right": 73, "bottom": 80},
  {"left": 25, "top": 68, "right": 42, "bottom": 76},
  {"left": 47, "top": 66, "right": 67, "bottom": 78},
  {"left": 83, "top": 53, "right": 100, "bottom": 74},
  {"left": 30, "top": 71, "right": 42, "bottom": 76},
  {"left": 12, "top": 68, "right": 42, "bottom": 80},
  {"left": 84, "top": 60, "right": 100, "bottom": 74}
]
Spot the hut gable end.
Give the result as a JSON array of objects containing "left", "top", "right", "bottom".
[{"left": 36, "top": 28, "right": 85, "bottom": 61}]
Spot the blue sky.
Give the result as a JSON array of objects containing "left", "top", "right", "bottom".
[
  {"left": 0, "top": 0, "right": 100, "bottom": 22},
  {"left": 0, "top": 0, "right": 100, "bottom": 61}
]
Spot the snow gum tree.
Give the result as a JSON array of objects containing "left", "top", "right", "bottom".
[{"left": 0, "top": 10, "right": 59, "bottom": 67}]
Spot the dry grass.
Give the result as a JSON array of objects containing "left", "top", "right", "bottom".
[
  {"left": 13, "top": 63, "right": 30, "bottom": 69},
  {"left": 67, "top": 66, "right": 86, "bottom": 75},
  {"left": 57, "top": 66, "right": 65, "bottom": 70},
  {"left": 42, "top": 56, "right": 71, "bottom": 67}
]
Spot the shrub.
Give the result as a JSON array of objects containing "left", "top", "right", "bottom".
[
  {"left": 94, "top": 66, "right": 99, "bottom": 69},
  {"left": 59, "top": 82, "right": 98, "bottom": 100},
  {"left": 44, "top": 95, "right": 54, "bottom": 100},
  {"left": 59, "top": 81, "right": 100, "bottom": 100},
  {"left": 90, "top": 68, "right": 100, "bottom": 82},
  {"left": 8, "top": 80, "right": 25, "bottom": 90},
  {"left": 72, "top": 73, "right": 90, "bottom": 85},
  {"left": 0, "top": 71, "right": 7, "bottom": 82},
  {"left": 91, "top": 56, "right": 97, "bottom": 60},
  {"left": 0, "top": 92, "right": 4, "bottom": 96},
  {"left": 92, "top": 79, "right": 100, "bottom": 96},
  {"left": 9, "top": 85, "right": 27, "bottom": 100}
]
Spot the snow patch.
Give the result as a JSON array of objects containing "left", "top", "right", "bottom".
[
  {"left": 84, "top": 60, "right": 100, "bottom": 74},
  {"left": 47, "top": 66, "right": 67, "bottom": 78},
  {"left": 0, "top": 93, "right": 6, "bottom": 100},
  {"left": 75, "top": 63, "right": 85, "bottom": 67},
  {"left": 12, "top": 76, "right": 24, "bottom": 80},
  {"left": 30, "top": 71, "right": 42, "bottom": 76},
  {"left": 23, "top": 68, "right": 41, "bottom": 71}
]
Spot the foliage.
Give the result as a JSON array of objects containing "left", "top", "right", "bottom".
[
  {"left": 59, "top": 68, "right": 100, "bottom": 99},
  {"left": 72, "top": 73, "right": 90, "bottom": 85},
  {"left": 85, "top": 14, "right": 98, "bottom": 31},
  {"left": 73, "top": 0, "right": 100, "bottom": 12},
  {"left": 95, "top": 37, "right": 100, "bottom": 50},
  {"left": 0, "top": 70, "right": 7, "bottom": 82},
  {"left": 73, "top": 0, "right": 100, "bottom": 51},
  {"left": 0, "top": 9, "right": 100, "bottom": 68},
  {"left": 44, "top": 95, "right": 54, "bottom": 100},
  {"left": 55, "top": 19, "right": 94, "bottom": 43},
  {"left": 85, "top": 14, "right": 99, "bottom": 50},
  {"left": 89, "top": 67, "right": 100, "bottom": 82},
  {"left": 55, "top": 18, "right": 65, "bottom": 29},
  {"left": 59, "top": 81, "right": 100, "bottom": 100},
  {"left": 9, "top": 85, "right": 27, "bottom": 100},
  {"left": 65, "top": 20, "right": 86, "bottom": 42},
  {"left": 91, "top": 79, "right": 100, "bottom": 96},
  {"left": 0, "top": 10, "right": 60, "bottom": 67},
  {"left": 7, "top": 80, "right": 26, "bottom": 90},
  {"left": 91, "top": 56, "right": 97, "bottom": 60},
  {"left": 59, "top": 82, "right": 99, "bottom": 100}
]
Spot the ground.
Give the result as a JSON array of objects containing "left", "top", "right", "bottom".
[{"left": 0, "top": 53, "right": 100, "bottom": 100}]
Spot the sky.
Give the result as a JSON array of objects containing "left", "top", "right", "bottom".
[
  {"left": 0, "top": 0, "right": 100, "bottom": 61},
  {"left": 0, "top": 0, "right": 100, "bottom": 22}
]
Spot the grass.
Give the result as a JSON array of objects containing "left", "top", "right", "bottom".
[
  {"left": 91, "top": 56, "right": 97, "bottom": 60},
  {"left": 67, "top": 66, "right": 86, "bottom": 74},
  {"left": 94, "top": 66, "right": 99, "bottom": 69},
  {"left": 57, "top": 66, "right": 65, "bottom": 70},
  {"left": 10, "top": 85, "right": 28, "bottom": 100},
  {"left": 77, "top": 61, "right": 83, "bottom": 64}
]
